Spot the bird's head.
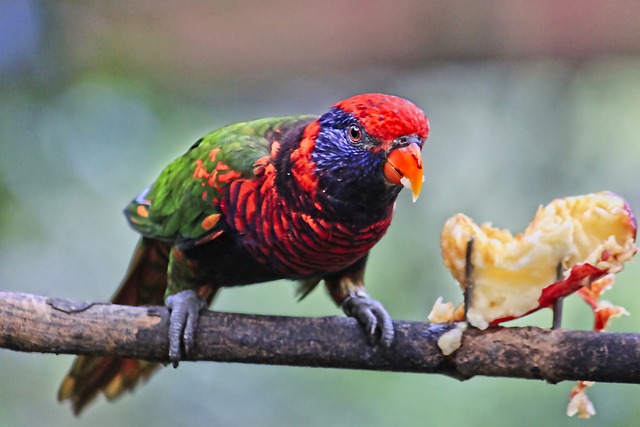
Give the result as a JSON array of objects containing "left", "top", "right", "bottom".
[{"left": 289, "top": 94, "right": 429, "bottom": 219}]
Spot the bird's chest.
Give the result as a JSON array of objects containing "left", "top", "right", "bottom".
[
  {"left": 235, "top": 203, "right": 393, "bottom": 278},
  {"left": 220, "top": 177, "right": 394, "bottom": 278}
]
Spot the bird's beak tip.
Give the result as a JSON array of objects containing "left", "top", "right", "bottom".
[{"left": 384, "top": 142, "right": 424, "bottom": 201}]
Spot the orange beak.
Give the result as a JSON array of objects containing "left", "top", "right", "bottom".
[{"left": 383, "top": 142, "right": 424, "bottom": 202}]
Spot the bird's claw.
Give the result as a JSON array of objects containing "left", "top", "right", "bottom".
[
  {"left": 165, "top": 289, "right": 207, "bottom": 368},
  {"left": 342, "top": 293, "right": 394, "bottom": 347}
]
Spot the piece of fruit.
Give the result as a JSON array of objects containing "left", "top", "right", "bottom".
[
  {"left": 436, "top": 322, "right": 468, "bottom": 356},
  {"left": 440, "top": 192, "right": 637, "bottom": 329},
  {"left": 427, "top": 296, "right": 456, "bottom": 324},
  {"left": 567, "top": 381, "right": 596, "bottom": 419}
]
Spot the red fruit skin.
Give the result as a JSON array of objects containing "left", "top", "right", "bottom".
[{"left": 490, "top": 263, "right": 607, "bottom": 325}]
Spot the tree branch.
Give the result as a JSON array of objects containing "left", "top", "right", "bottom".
[{"left": 1, "top": 291, "right": 639, "bottom": 384}]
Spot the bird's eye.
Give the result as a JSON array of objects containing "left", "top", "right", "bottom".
[{"left": 347, "top": 125, "right": 362, "bottom": 143}]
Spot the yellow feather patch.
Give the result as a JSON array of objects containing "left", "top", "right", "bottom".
[
  {"left": 201, "top": 214, "right": 221, "bottom": 231},
  {"left": 136, "top": 205, "right": 149, "bottom": 218}
]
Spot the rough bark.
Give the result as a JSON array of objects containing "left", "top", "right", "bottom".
[{"left": 1, "top": 291, "right": 639, "bottom": 384}]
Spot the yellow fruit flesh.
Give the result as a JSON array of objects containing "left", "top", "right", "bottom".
[{"left": 441, "top": 192, "right": 637, "bottom": 329}]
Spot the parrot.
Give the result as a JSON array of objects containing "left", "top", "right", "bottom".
[{"left": 58, "top": 93, "right": 429, "bottom": 415}]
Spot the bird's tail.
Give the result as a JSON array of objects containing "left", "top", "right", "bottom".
[{"left": 57, "top": 238, "right": 217, "bottom": 415}]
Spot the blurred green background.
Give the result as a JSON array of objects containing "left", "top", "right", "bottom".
[{"left": 1, "top": 1, "right": 639, "bottom": 426}]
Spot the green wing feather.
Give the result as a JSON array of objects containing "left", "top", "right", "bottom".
[{"left": 125, "top": 115, "right": 315, "bottom": 247}]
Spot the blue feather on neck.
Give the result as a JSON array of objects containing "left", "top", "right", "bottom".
[{"left": 313, "top": 107, "right": 400, "bottom": 223}]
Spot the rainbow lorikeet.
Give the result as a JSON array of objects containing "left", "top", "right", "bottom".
[{"left": 58, "top": 93, "right": 429, "bottom": 415}]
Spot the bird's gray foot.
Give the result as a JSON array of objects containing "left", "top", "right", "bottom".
[
  {"left": 342, "top": 291, "right": 394, "bottom": 347},
  {"left": 165, "top": 289, "right": 207, "bottom": 367}
]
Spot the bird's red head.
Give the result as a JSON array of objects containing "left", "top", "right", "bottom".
[
  {"left": 288, "top": 94, "right": 429, "bottom": 221},
  {"left": 331, "top": 94, "right": 429, "bottom": 202},
  {"left": 334, "top": 94, "right": 429, "bottom": 142}
]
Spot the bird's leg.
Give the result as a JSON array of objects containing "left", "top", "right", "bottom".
[
  {"left": 165, "top": 247, "right": 208, "bottom": 367},
  {"left": 342, "top": 290, "right": 394, "bottom": 347},
  {"left": 165, "top": 289, "right": 207, "bottom": 367},
  {"left": 463, "top": 237, "right": 475, "bottom": 321},
  {"left": 324, "top": 255, "right": 394, "bottom": 347},
  {"left": 552, "top": 262, "right": 565, "bottom": 329}
]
